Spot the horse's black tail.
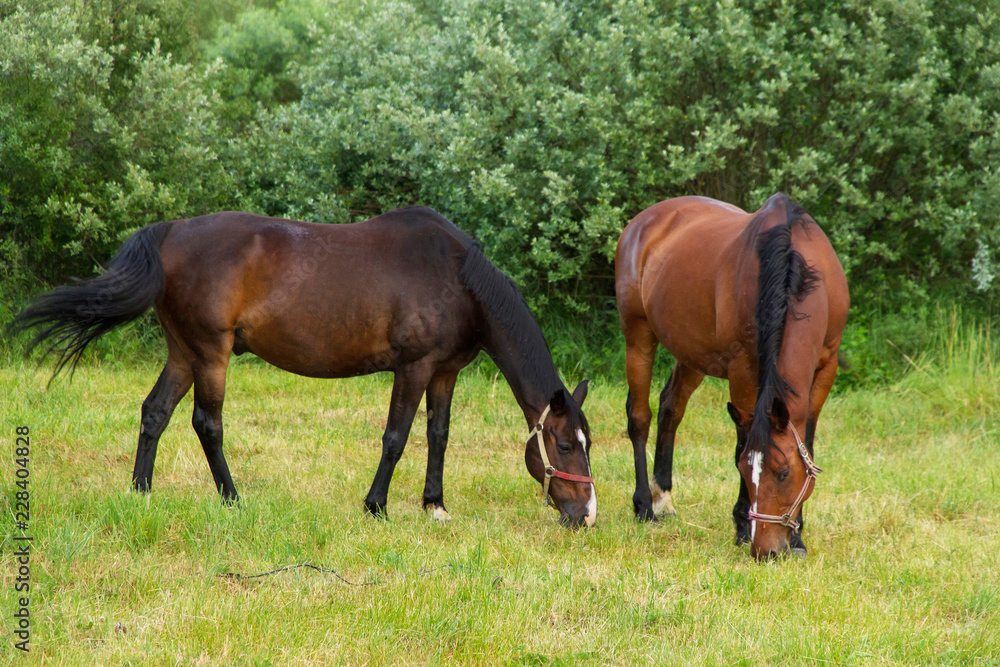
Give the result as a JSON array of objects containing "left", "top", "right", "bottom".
[
  {"left": 9, "top": 222, "right": 172, "bottom": 379},
  {"left": 750, "top": 197, "right": 820, "bottom": 452}
]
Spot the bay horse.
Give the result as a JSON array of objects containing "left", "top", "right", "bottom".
[
  {"left": 13, "top": 207, "right": 597, "bottom": 527},
  {"left": 615, "top": 193, "right": 848, "bottom": 558}
]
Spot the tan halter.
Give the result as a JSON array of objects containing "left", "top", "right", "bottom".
[
  {"left": 529, "top": 404, "right": 595, "bottom": 506},
  {"left": 746, "top": 422, "right": 822, "bottom": 531}
]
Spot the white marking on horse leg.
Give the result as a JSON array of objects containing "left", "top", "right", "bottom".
[
  {"left": 432, "top": 506, "right": 451, "bottom": 522},
  {"left": 749, "top": 450, "right": 762, "bottom": 540},
  {"left": 649, "top": 479, "right": 676, "bottom": 515}
]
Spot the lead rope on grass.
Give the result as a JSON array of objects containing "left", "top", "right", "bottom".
[{"left": 215, "top": 563, "right": 461, "bottom": 587}]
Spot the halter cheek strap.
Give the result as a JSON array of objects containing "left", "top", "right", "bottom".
[
  {"left": 746, "top": 422, "right": 822, "bottom": 531},
  {"left": 529, "top": 404, "right": 595, "bottom": 506}
]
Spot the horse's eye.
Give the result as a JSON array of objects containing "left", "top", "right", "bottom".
[
  {"left": 556, "top": 442, "right": 573, "bottom": 455},
  {"left": 776, "top": 469, "right": 790, "bottom": 483}
]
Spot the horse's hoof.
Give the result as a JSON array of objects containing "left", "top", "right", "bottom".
[
  {"left": 131, "top": 480, "right": 152, "bottom": 494},
  {"left": 634, "top": 507, "right": 659, "bottom": 522},
  {"left": 364, "top": 501, "right": 388, "bottom": 519},
  {"left": 734, "top": 533, "right": 751, "bottom": 546},
  {"left": 790, "top": 546, "right": 807, "bottom": 559},
  {"left": 649, "top": 481, "right": 676, "bottom": 516},
  {"left": 430, "top": 506, "right": 451, "bottom": 522}
]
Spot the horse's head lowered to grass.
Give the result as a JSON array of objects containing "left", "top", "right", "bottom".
[{"left": 523, "top": 382, "right": 596, "bottom": 528}]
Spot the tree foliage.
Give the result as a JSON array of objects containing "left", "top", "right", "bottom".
[
  {"left": 3, "top": 0, "right": 999, "bottom": 317},
  {"left": 243, "top": 0, "right": 1000, "bottom": 310},
  {"left": 0, "top": 0, "right": 237, "bottom": 284}
]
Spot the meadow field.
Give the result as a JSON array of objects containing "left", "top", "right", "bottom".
[{"left": 1, "top": 322, "right": 998, "bottom": 665}]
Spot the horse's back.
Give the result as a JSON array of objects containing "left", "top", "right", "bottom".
[
  {"left": 616, "top": 194, "right": 848, "bottom": 376},
  {"left": 616, "top": 197, "right": 752, "bottom": 350},
  {"left": 155, "top": 208, "right": 480, "bottom": 377}
]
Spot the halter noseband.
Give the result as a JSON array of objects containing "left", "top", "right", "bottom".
[
  {"left": 530, "top": 404, "right": 595, "bottom": 506},
  {"left": 746, "top": 422, "right": 822, "bottom": 532}
]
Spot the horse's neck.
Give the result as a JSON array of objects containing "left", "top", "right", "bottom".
[
  {"left": 774, "top": 312, "right": 825, "bottom": 421},
  {"left": 483, "top": 329, "right": 562, "bottom": 428}
]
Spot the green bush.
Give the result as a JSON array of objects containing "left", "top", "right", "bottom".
[
  {"left": 241, "top": 0, "right": 1000, "bottom": 313},
  {"left": 206, "top": 0, "right": 327, "bottom": 132},
  {"left": 3, "top": 0, "right": 999, "bottom": 385},
  {"left": 0, "top": 0, "right": 235, "bottom": 283}
]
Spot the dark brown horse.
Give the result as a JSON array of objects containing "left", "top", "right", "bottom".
[
  {"left": 616, "top": 193, "right": 848, "bottom": 558},
  {"left": 13, "top": 207, "right": 597, "bottom": 527}
]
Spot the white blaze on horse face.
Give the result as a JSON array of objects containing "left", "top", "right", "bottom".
[
  {"left": 577, "top": 429, "right": 597, "bottom": 526},
  {"left": 749, "top": 450, "right": 762, "bottom": 540},
  {"left": 585, "top": 484, "right": 597, "bottom": 527}
]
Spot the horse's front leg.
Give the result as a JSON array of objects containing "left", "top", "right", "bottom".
[
  {"left": 788, "top": 353, "right": 839, "bottom": 556},
  {"left": 422, "top": 371, "right": 458, "bottom": 521},
  {"left": 731, "top": 426, "right": 752, "bottom": 545},
  {"left": 364, "top": 362, "right": 435, "bottom": 518}
]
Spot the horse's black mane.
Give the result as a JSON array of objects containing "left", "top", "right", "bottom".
[
  {"left": 748, "top": 193, "right": 821, "bottom": 457},
  {"left": 459, "top": 244, "right": 564, "bottom": 401}
]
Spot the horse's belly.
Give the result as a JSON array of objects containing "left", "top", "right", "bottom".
[{"left": 238, "top": 323, "right": 398, "bottom": 379}]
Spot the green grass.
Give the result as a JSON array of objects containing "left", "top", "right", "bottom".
[{"left": 1, "top": 324, "right": 999, "bottom": 664}]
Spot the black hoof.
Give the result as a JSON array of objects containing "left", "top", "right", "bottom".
[
  {"left": 789, "top": 531, "right": 807, "bottom": 557},
  {"left": 364, "top": 501, "right": 388, "bottom": 519},
  {"left": 733, "top": 514, "right": 751, "bottom": 545},
  {"left": 633, "top": 506, "right": 659, "bottom": 522},
  {"left": 132, "top": 479, "right": 152, "bottom": 494}
]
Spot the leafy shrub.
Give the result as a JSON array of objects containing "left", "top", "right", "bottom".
[
  {"left": 206, "top": 0, "right": 327, "bottom": 131},
  {"left": 241, "top": 0, "right": 1000, "bottom": 314},
  {"left": 4, "top": 0, "right": 999, "bottom": 383},
  {"left": 0, "top": 0, "right": 235, "bottom": 283}
]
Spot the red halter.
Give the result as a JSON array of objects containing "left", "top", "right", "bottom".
[
  {"left": 746, "top": 422, "right": 822, "bottom": 531},
  {"left": 530, "top": 404, "right": 595, "bottom": 505}
]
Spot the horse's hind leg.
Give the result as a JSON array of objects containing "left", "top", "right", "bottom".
[
  {"left": 423, "top": 370, "right": 458, "bottom": 521},
  {"left": 190, "top": 349, "right": 239, "bottom": 503},
  {"left": 133, "top": 350, "right": 193, "bottom": 493},
  {"left": 790, "top": 352, "right": 839, "bottom": 555},
  {"left": 624, "top": 318, "right": 658, "bottom": 520},
  {"left": 651, "top": 363, "right": 704, "bottom": 517},
  {"left": 365, "top": 362, "right": 435, "bottom": 518}
]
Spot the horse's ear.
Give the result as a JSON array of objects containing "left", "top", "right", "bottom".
[
  {"left": 571, "top": 380, "right": 590, "bottom": 408},
  {"left": 769, "top": 396, "right": 790, "bottom": 430},
  {"left": 726, "top": 402, "right": 742, "bottom": 426},
  {"left": 549, "top": 388, "right": 568, "bottom": 416},
  {"left": 727, "top": 402, "right": 751, "bottom": 428}
]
